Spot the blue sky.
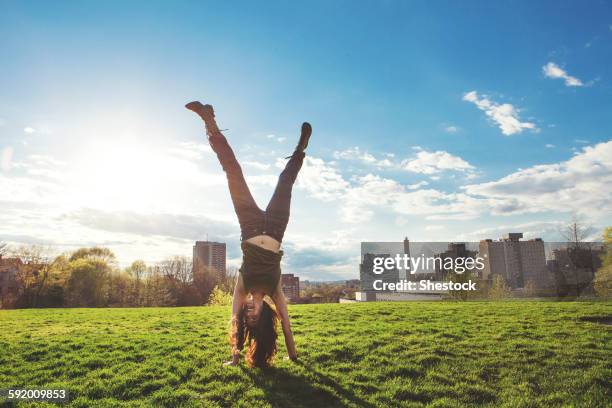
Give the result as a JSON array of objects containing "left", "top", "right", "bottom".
[{"left": 1, "top": 1, "right": 611, "bottom": 279}]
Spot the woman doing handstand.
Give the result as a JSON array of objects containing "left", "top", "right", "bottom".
[{"left": 186, "top": 101, "right": 311, "bottom": 368}]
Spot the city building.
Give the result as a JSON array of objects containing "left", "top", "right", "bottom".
[
  {"left": 479, "top": 233, "right": 550, "bottom": 289},
  {"left": 0, "top": 256, "right": 20, "bottom": 299},
  {"left": 192, "top": 241, "right": 226, "bottom": 280},
  {"left": 281, "top": 273, "right": 300, "bottom": 302},
  {"left": 433, "top": 243, "right": 478, "bottom": 280},
  {"left": 359, "top": 253, "right": 400, "bottom": 291}
]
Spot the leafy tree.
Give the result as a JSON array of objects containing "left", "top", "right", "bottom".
[
  {"left": 523, "top": 279, "right": 538, "bottom": 298},
  {"left": 143, "top": 265, "right": 174, "bottom": 306},
  {"left": 126, "top": 260, "right": 147, "bottom": 306},
  {"left": 105, "top": 271, "right": 133, "bottom": 307},
  {"left": 208, "top": 286, "right": 233, "bottom": 306},
  {"left": 594, "top": 227, "right": 612, "bottom": 298},
  {"left": 69, "top": 247, "right": 117, "bottom": 266},
  {"left": 446, "top": 270, "right": 473, "bottom": 301},
  {"left": 489, "top": 275, "right": 511, "bottom": 299},
  {"left": 193, "top": 264, "right": 218, "bottom": 305},
  {"left": 36, "top": 255, "right": 70, "bottom": 307},
  {"left": 65, "top": 258, "right": 111, "bottom": 307}
]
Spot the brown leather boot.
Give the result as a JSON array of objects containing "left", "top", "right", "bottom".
[{"left": 185, "top": 101, "right": 220, "bottom": 135}]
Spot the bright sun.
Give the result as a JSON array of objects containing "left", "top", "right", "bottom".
[{"left": 66, "top": 138, "right": 204, "bottom": 213}]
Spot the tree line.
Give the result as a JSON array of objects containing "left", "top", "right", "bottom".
[{"left": 0, "top": 245, "right": 235, "bottom": 309}]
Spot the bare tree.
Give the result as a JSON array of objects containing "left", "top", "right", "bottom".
[
  {"left": 159, "top": 256, "right": 197, "bottom": 305},
  {"left": 160, "top": 256, "right": 192, "bottom": 285},
  {"left": 0, "top": 241, "right": 8, "bottom": 258},
  {"left": 144, "top": 265, "right": 173, "bottom": 306},
  {"left": 559, "top": 215, "right": 596, "bottom": 296},
  {"left": 559, "top": 214, "right": 592, "bottom": 249}
]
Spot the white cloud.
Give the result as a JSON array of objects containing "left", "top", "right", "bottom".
[
  {"left": 294, "top": 156, "right": 350, "bottom": 201},
  {"left": 27, "top": 154, "right": 67, "bottom": 167},
  {"left": 266, "top": 134, "right": 286, "bottom": 143},
  {"left": 0, "top": 171, "right": 64, "bottom": 204},
  {"left": 334, "top": 146, "right": 476, "bottom": 176},
  {"left": 407, "top": 181, "right": 429, "bottom": 190},
  {"left": 243, "top": 160, "right": 271, "bottom": 170},
  {"left": 401, "top": 149, "right": 475, "bottom": 175},
  {"left": 463, "top": 91, "right": 537, "bottom": 136},
  {"left": 295, "top": 160, "right": 482, "bottom": 223},
  {"left": 463, "top": 140, "right": 612, "bottom": 218},
  {"left": 456, "top": 221, "right": 566, "bottom": 242},
  {"left": 444, "top": 125, "right": 459, "bottom": 133},
  {"left": 341, "top": 174, "right": 404, "bottom": 222},
  {"left": 296, "top": 140, "right": 612, "bottom": 225},
  {"left": 542, "top": 62, "right": 583, "bottom": 87},
  {"left": 23, "top": 127, "right": 36, "bottom": 134},
  {"left": 455, "top": 220, "right": 603, "bottom": 243},
  {"left": 545, "top": 144, "right": 555, "bottom": 148},
  {"left": 333, "top": 147, "right": 394, "bottom": 168},
  {"left": 575, "top": 139, "right": 589, "bottom": 144},
  {"left": 69, "top": 208, "right": 237, "bottom": 241},
  {"left": 246, "top": 174, "right": 277, "bottom": 187},
  {"left": 169, "top": 141, "right": 213, "bottom": 161}
]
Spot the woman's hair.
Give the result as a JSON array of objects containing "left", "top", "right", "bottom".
[{"left": 230, "top": 299, "right": 278, "bottom": 368}]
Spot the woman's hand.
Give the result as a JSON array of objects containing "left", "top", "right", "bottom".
[
  {"left": 288, "top": 351, "right": 298, "bottom": 362},
  {"left": 223, "top": 354, "right": 240, "bottom": 366}
]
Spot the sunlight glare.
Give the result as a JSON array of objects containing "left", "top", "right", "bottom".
[{"left": 68, "top": 137, "right": 201, "bottom": 213}]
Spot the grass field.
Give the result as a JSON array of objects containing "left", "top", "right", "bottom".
[{"left": 0, "top": 301, "right": 610, "bottom": 407}]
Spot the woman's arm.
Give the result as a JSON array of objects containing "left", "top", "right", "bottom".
[
  {"left": 225, "top": 275, "right": 246, "bottom": 366},
  {"left": 272, "top": 283, "right": 298, "bottom": 361},
  {"left": 231, "top": 274, "right": 246, "bottom": 318}
]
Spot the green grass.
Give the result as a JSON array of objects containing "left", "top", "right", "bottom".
[{"left": 0, "top": 301, "right": 610, "bottom": 407}]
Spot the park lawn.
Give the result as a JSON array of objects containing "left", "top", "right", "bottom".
[{"left": 0, "top": 301, "right": 610, "bottom": 407}]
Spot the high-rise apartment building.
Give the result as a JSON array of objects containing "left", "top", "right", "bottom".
[
  {"left": 479, "top": 233, "right": 547, "bottom": 289},
  {"left": 0, "top": 257, "right": 20, "bottom": 299},
  {"left": 193, "top": 241, "right": 226, "bottom": 279},
  {"left": 281, "top": 273, "right": 300, "bottom": 302}
]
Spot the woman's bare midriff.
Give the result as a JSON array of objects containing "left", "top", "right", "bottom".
[{"left": 245, "top": 235, "right": 281, "bottom": 253}]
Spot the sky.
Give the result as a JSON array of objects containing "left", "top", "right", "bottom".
[{"left": 1, "top": 1, "right": 611, "bottom": 280}]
